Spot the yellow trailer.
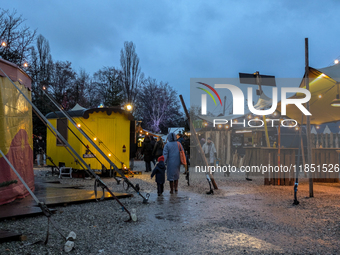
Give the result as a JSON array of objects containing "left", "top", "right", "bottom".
[{"left": 46, "top": 105, "right": 134, "bottom": 175}]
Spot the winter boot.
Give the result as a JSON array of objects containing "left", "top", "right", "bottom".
[
  {"left": 169, "top": 181, "right": 174, "bottom": 194},
  {"left": 174, "top": 180, "right": 178, "bottom": 193}
]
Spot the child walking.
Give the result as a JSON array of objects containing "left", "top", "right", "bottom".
[{"left": 151, "top": 155, "right": 166, "bottom": 196}]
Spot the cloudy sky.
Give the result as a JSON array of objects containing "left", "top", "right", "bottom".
[{"left": 2, "top": 0, "right": 340, "bottom": 106}]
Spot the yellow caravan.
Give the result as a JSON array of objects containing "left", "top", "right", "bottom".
[{"left": 46, "top": 104, "right": 134, "bottom": 176}]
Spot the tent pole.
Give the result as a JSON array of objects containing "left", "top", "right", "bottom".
[
  {"left": 305, "top": 38, "right": 314, "bottom": 197},
  {"left": 179, "top": 95, "right": 218, "bottom": 190},
  {"left": 0, "top": 66, "right": 132, "bottom": 221}
]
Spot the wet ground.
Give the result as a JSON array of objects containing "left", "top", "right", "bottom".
[{"left": 1, "top": 163, "right": 340, "bottom": 254}]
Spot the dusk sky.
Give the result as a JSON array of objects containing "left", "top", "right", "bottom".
[{"left": 2, "top": 1, "right": 340, "bottom": 107}]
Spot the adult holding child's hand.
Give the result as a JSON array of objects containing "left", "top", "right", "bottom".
[{"left": 163, "top": 133, "right": 184, "bottom": 194}]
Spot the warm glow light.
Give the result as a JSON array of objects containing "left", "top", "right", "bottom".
[
  {"left": 42, "top": 86, "right": 46, "bottom": 90},
  {"left": 318, "top": 94, "right": 322, "bottom": 99},
  {"left": 255, "top": 117, "right": 259, "bottom": 120},
  {"left": 330, "top": 97, "right": 340, "bottom": 107},
  {"left": 77, "top": 124, "right": 81, "bottom": 127},
  {"left": 247, "top": 115, "right": 251, "bottom": 119},
  {"left": 108, "top": 153, "right": 111, "bottom": 157},
  {"left": 273, "top": 112, "right": 278, "bottom": 116},
  {"left": 1, "top": 41, "right": 6, "bottom": 47},
  {"left": 204, "top": 122, "right": 208, "bottom": 126},
  {"left": 23, "top": 62, "right": 28, "bottom": 68},
  {"left": 218, "top": 124, "right": 222, "bottom": 128},
  {"left": 126, "top": 104, "right": 133, "bottom": 111},
  {"left": 94, "top": 137, "right": 97, "bottom": 141},
  {"left": 295, "top": 127, "right": 299, "bottom": 130},
  {"left": 335, "top": 59, "right": 339, "bottom": 64},
  {"left": 225, "top": 125, "right": 229, "bottom": 129},
  {"left": 146, "top": 132, "right": 148, "bottom": 135},
  {"left": 316, "top": 126, "right": 320, "bottom": 129}
]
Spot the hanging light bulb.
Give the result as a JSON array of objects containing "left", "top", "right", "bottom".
[
  {"left": 331, "top": 82, "right": 340, "bottom": 107},
  {"left": 335, "top": 59, "right": 339, "bottom": 64}
]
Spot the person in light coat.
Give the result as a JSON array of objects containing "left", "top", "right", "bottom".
[
  {"left": 202, "top": 137, "right": 217, "bottom": 165},
  {"left": 163, "top": 132, "right": 184, "bottom": 194}
]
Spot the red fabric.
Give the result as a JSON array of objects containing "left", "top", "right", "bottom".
[
  {"left": 158, "top": 155, "right": 165, "bottom": 162},
  {"left": 0, "top": 129, "right": 34, "bottom": 205}
]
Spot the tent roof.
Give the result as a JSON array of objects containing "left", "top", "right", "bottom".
[
  {"left": 0, "top": 58, "right": 32, "bottom": 90},
  {"left": 254, "top": 91, "right": 273, "bottom": 109},
  {"left": 70, "top": 103, "right": 86, "bottom": 111},
  {"left": 279, "top": 65, "right": 340, "bottom": 125}
]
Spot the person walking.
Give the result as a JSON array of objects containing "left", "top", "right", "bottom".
[
  {"left": 152, "top": 136, "right": 164, "bottom": 161},
  {"left": 141, "top": 135, "right": 153, "bottom": 172},
  {"left": 150, "top": 136, "right": 156, "bottom": 166},
  {"left": 34, "top": 134, "right": 46, "bottom": 167},
  {"left": 177, "top": 133, "right": 184, "bottom": 145},
  {"left": 182, "top": 135, "right": 190, "bottom": 174},
  {"left": 163, "top": 133, "right": 184, "bottom": 194},
  {"left": 202, "top": 137, "right": 217, "bottom": 166},
  {"left": 151, "top": 156, "right": 166, "bottom": 196}
]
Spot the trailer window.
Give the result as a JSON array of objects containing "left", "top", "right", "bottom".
[{"left": 56, "top": 119, "right": 68, "bottom": 145}]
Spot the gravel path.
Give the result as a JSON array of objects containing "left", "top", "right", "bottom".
[{"left": 1, "top": 161, "right": 340, "bottom": 254}]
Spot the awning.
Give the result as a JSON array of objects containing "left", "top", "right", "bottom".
[{"left": 279, "top": 65, "right": 340, "bottom": 125}]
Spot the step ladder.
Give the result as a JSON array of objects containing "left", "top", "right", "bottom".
[{"left": 59, "top": 167, "right": 72, "bottom": 178}]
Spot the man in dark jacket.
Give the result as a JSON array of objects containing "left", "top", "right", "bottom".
[
  {"left": 150, "top": 136, "right": 156, "bottom": 166},
  {"left": 152, "top": 137, "right": 164, "bottom": 161},
  {"left": 183, "top": 135, "right": 190, "bottom": 174},
  {"left": 151, "top": 156, "right": 166, "bottom": 196},
  {"left": 34, "top": 135, "right": 46, "bottom": 166},
  {"left": 141, "top": 135, "right": 153, "bottom": 172}
]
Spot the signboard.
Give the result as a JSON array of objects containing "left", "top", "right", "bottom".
[{"left": 83, "top": 153, "right": 96, "bottom": 158}]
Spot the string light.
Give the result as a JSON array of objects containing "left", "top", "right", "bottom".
[
  {"left": 1, "top": 41, "right": 6, "bottom": 47},
  {"left": 77, "top": 124, "right": 81, "bottom": 127},
  {"left": 335, "top": 59, "right": 339, "bottom": 64},
  {"left": 318, "top": 94, "right": 322, "bottom": 99}
]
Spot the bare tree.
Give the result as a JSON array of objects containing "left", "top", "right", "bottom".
[
  {"left": 27, "top": 34, "right": 53, "bottom": 137},
  {"left": 136, "top": 77, "right": 182, "bottom": 133},
  {"left": 93, "top": 66, "right": 124, "bottom": 107},
  {"left": 71, "top": 69, "right": 90, "bottom": 107},
  {"left": 49, "top": 61, "right": 76, "bottom": 110},
  {"left": 120, "top": 41, "right": 144, "bottom": 104},
  {"left": 0, "top": 9, "right": 36, "bottom": 66}
]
